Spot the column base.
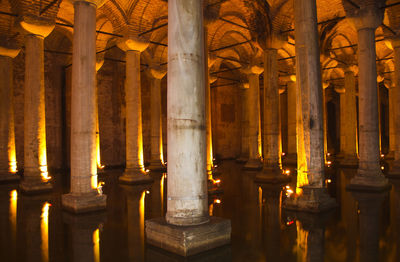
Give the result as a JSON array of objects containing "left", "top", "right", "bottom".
[
  {"left": 283, "top": 187, "right": 337, "bottom": 213},
  {"left": 385, "top": 151, "right": 395, "bottom": 160},
  {"left": 254, "top": 167, "right": 290, "bottom": 184},
  {"left": 243, "top": 159, "right": 262, "bottom": 170},
  {"left": 283, "top": 154, "right": 297, "bottom": 166},
  {"left": 0, "top": 172, "right": 20, "bottom": 183},
  {"left": 145, "top": 217, "right": 231, "bottom": 257},
  {"left": 62, "top": 191, "right": 107, "bottom": 214},
  {"left": 119, "top": 168, "right": 153, "bottom": 185},
  {"left": 235, "top": 156, "right": 248, "bottom": 163},
  {"left": 20, "top": 175, "right": 52, "bottom": 194},
  {"left": 148, "top": 160, "right": 167, "bottom": 172},
  {"left": 347, "top": 169, "right": 389, "bottom": 192},
  {"left": 339, "top": 155, "right": 359, "bottom": 168}
]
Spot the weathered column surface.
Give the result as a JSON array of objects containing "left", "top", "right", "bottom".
[
  {"left": 256, "top": 47, "right": 288, "bottom": 182},
  {"left": 346, "top": 3, "right": 388, "bottom": 189},
  {"left": 336, "top": 86, "right": 346, "bottom": 158},
  {"left": 62, "top": 0, "right": 106, "bottom": 213},
  {"left": 387, "top": 80, "right": 395, "bottom": 160},
  {"left": 147, "top": 67, "right": 167, "bottom": 172},
  {"left": 243, "top": 66, "right": 263, "bottom": 170},
  {"left": 340, "top": 67, "right": 359, "bottom": 167},
  {"left": 117, "top": 37, "right": 152, "bottom": 184},
  {"left": 20, "top": 19, "right": 54, "bottom": 193},
  {"left": 237, "top": 82, "right": 250, "bottom": 163},
  {"left": 283, "top": 0, "right": 336, "bottom": 212},
  {"left": 0, "top": 45, "right": 20, "bottom": 182},
  {"left": 285, "top": 77, "right": 297, "bottom": 166},
  {"left": 389, "top": 37, "right": 400, "bottom": 177},
  {"left": 145, "top": 0, "right": 230, "bottom": 256}
]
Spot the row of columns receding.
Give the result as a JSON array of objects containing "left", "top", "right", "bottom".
[{"left": 0, "top": 0, "right": 399, "bottom": 256}]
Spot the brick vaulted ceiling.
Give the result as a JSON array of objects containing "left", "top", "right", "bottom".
[{"left": 0, "top": 0, "right": 398, "bottom": 86}]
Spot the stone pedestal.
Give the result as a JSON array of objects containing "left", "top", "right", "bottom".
[
  {"left": 283, "top": 0, "right": 335, "bottom": 212},
  {"left": 145, "top": 0, "right": 231, "bottom": 256},
  {"left": 389, "top": 38, "right": 400, "bottom": 178},
  {"left": 147, "top": 67, "right": 167, "bottom": 172},
  {"left": 0, "top": 46, "right": 20, "bottom": 183},
  {"left": 243, "top": 69, "right": 263, "bottom": 170},
  {"left": 344, "top": 4, "right": 388, "bottom": 189},
  {"left": 117, "top": 38, "right": 153, "bottom": 184},
  {"left": 62, "top": 0, "right": 106, "bottom": 212},
  {"left": 21, "top": 25, "right": 54, "bottom": 193}
]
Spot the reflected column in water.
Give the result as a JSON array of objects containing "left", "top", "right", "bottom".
[
  {"left": 63, "top": 211, "right": 105, "bottom": 262},
  {"left": 121, "top": 184, "right": 149, "bottom": 261},
  {"left": 351, "top": 190, "right": 387, "bottom": 262},
  {"left": 390, "top": 179, "right": 400, "bottom": 261}
]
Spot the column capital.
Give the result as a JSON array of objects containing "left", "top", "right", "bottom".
[
  {"left": 117, "top": 36, "right": 149, "bottom": 53},
  {"left": 240, "top": 81, "right": 250, "bottom": 89},
  {"left": 265, "top": 32, "right": 286, "bottom": 50},
  {"left": 146, "top": 66, "right": 167, "bottom": 80},
  {"left": 279, "top": 86, "right": 286, "bottom": 94},
  {"left": 342, "top": 64, "right": 358, "bottom": 75},
  {"left": 241, "top": 64, "right": 264, "bottom": 75},
  {"left": 279, "top": 74, "right": 296, "bottom": 83},
  {"left": 335, "top": 86, "right": 345, "bottom": 94},
  {"left": 346, "top": 4, "right": 384, "bottom": 31},
  {"left": 19, "top": 15, "right": 55, "bottom": 38},
  {"left": 322, "top": 81, "right": 330, "bottom": 89},
  {"left": 0, "top": 37, "right": 20, "bottom": 58}
]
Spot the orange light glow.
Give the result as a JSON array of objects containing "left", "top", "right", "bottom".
[
  {"left": 214, "top": 199, "right": 221, "bottom": 204},
  {"left": 41, "top": 202, "right": 50, "bottom": 262},
  {"left": 9, "top": 190, "right": 17, "bottom": 248},
  {"left": 93, "top": 228, "right": 100, "bottom": 262},
  {"left": 381, "top": 166, "right": 385, "bottom": 170},
  {"left": 140, "top": 191, "right": 145, "bottom": 244},
  {"left": 209, "top": 203, "right": 214, "bottom": 216},
  {"left": 282, "top": 152, "right": 286, "bottom": 156},
  {"left": 40, "top": 165, "right": 51, "bottom": 181},
  {"left": 96, "top": 120, "right": 104, "bottom": 170},
  {"left": 284, "top": 169, "right": 291, "bottom": 175},
  {"left": 8, "top": 117, "right": 17, "bottom": 173},
  {"left": 160, "top": 174, "right": 165, "bottom": 215},
  {"left": 97, "top": 181, "right": 105, "bottom": 195}
]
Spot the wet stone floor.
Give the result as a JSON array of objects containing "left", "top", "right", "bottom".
[{"left": 0, "top": 160, "right": 399, "bottom": 262}]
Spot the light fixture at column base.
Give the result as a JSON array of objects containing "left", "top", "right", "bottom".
[
  {"left": 145, "top": 217, "right": 231, "bottom": 257},
  {"left": 283, "top": 187, "right": 337, "bottom": 213},
  {"left": 148, "top": 160, "right": 166, "bottom": 172},
  {"left": 254, "top": 168, "right": 290, "bottom": 184},
  {"left": 119, "top": 168, "right": 154, "bottom": 185},
  {"left": 62, "top": 192, "right": 107, "bottom": 214},
  {"left": 243, "top": 159, "right": 262, "bottom": 170},
  {"left": 20, "top": 178, "right": 52, "bottom": 194},
  {"left": 347, "top": 171, "right": 390, "bottom": 192},
  {"left": 0, "top": 173, "right": 20, "bottom": 183}
]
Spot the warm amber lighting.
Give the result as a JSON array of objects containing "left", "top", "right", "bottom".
[
  {"left": 93, "top": 228, "right": 100, "bottom": 262},
  {"left": 326, "top": 179, "right": 332, "bottom": 184},
  {"left": 380, "top": 154, "right": 384, "bottom": 158},
  {"left": 284, "top": 169, "right": 291, "bottom": 175},
  {"left": 281, "top": 152, "right": 286, "bottom": 156},
  {"left": 327, "top": 153, "right": 331, "bottom": 157},
  {"left": 9, "top": 190, "right": 17, "bottom": 247},
  {"left": 8, "top": 117, "right": 17, "bottom": 173},
  {"left": 296, "top": 221, "right": 308, "bottom": 261},
  {"left": 96, "top": 119, "right": 105, "bottom": 170},
  {"left": 381, "top": 166, "right": 385, "bottom": 170},
  {"left": 209, "top": 203, "right": 214, "bottom": 216},
  {"left": 326, "top": 161, "right": 332, "bottom": 165},
  {"left": 41, "top": 202, "right": 50, "bottom": 262},
  {"left": 140, "top": 191, "right": 145, "bottom": 244},
  {"left": 97, "top": 181, "right": 105, "bottom": 195},
  {"left": 214, "top": 199, "right": 221, "bottom": 204},
  {"left": 160, "top": 174, "right": 165, "bottom": 215},
  {"left": 211, "top": 178, "right": 221, "bottom": 185},
  {"left": 40, "top": 165, "right": 51, "bottom": 181},
  {"left": 91, "top": 173, "right": 98, "bottom": 190},
  {"left": 285, "top": 185, "right": 294, "bottom": 197}
]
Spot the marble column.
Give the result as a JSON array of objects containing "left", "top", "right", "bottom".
[
  {"left": 0, "top": 46, "right": 20, "bottom": 182},
  {"left": 256, "top": 48, "right": 287, "bottom": 182},
  {"left": 387, "top": 81, "right": 395, "bottom": 160},
  {"left": 237, "top": 82, "right": 250, "bottom": 163},
  {"left": 389, "top": 37, "right": 400, "bottom": 177},
  {"left": 147, "top": 67, "right": 167, "bottom": 172},
  {"left": 285, "top": 77, "right": 297, "bottom": 166},
  {"left": 95, "top": 59, "right": 104, "bottom": 171},
  {"left": 19, "top": 21, "right": 54, "bottom": 193},
  {"left": 117, "top": 37, "right": 152, "bottom": 184},
  {"left": 336, "top": 86, "right": 346, "bottom": 159},
  {"left": 283, "top": 0, "right": 335, "bottom": 212},
  {"left": 341, "top": 67, "right": 359, "bottom": 167},
  {"left": 346, "top": 3, "right": 388, "bottom": 189},
  {"left": 62, "top": 0, "right": 106, "bottom": 213},
  {"left": 145, "top": 0, "right": 230, "bottom": 256},
  {"left": 243, "top": 67, "right": 263, "bottom": 170}
]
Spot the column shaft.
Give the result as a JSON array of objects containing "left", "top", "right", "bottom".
[
  {"left": 238, "top": 86, "right": 249, "bottom": 162},
  {"left": 262, "top": 49, "right": 280, "bottom": 170},
  {"left": 286, "top": 81, "right": 297, "bottom": 163},
  {"left": 339, "top": 92, "right": 346, "bottom": 154},
  {"left": 391, "top": 45, "right": 400, "bottom": 174},
  {"left": 149, "top": 77, "right": 164, "bottom": 170},
  {"left": 388, "top": 86, "right": 395, "bottom": 158},
  {"left": 166, "top": 0, "right": 208, "bottom": 226}
]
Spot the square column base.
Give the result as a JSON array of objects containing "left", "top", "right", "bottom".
[
  {"left": 145, "top": 217, "right": 231, "bottom": 257},
  {"left": 243, "top": 159, "right": 262, "bottom": 170},
  {"left": 347, "top": 171, "right": 389, "bottom": 192},
  {"left": 254, "top": 168, "right": 291, "bottom": 184},
  {"left": 283, "top": 187, "right": 337, "bottom": 213},
  {"left": 20, "top": 177, "right": 52, "bottom": 194},
  {"left": 339, "top": 156, "right": 359, "bottom": 168},
  {"left": 62, "top": 192, "right": 107, "bottom": 214},
  {"left": 119, "top": 168, "right": 154, "bottom": 185},
  {"left": 148, "top": 160, "right": 167, "bottom": 172},
  {"left": 0, "top": 173, "right": 20, "bottom": 183}
]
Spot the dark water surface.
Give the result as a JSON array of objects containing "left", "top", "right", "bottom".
[{"left": 0, "top": 161, "right": 399, "bottom": 261}]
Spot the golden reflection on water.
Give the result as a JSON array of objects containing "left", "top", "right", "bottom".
[
  {"left": 9, "top": 190, "right": 17, "bottom": 251},
  {"left": 140, "top": 191, "right": 145, "bottom": 246},
  {"left": 41, "top": 202, "right": 50, "bottom": 262},
  {"left": 296, "top": 221, "right": 308, "bottom": 262},
  {"left": 93, "top": 228, "right": 100, "bottom": 262}
]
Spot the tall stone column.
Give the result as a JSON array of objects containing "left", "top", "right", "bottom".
[
  {"left": 145, "top": 0, "right": 230, "bottom": 256},
  {"left": 117, "top": 37, "right": 152, "bottom": 184},
  {"left": 341, "top": 67, "right": 359, "bottom": 167},
  {"left": 256, "top": 47, "right": 287, "bottom": 182},
  {"left": 62, "top": 0, "right": 107, "bottom": 213},
  {"left": 243, "top": 66, "right": 263, "bottom": 170},
  {"left": 147, "top": 67, "right": 167, "bottom": 172},
  {"left": 336, "top": 86, "right": 346, "bottom": 158},
  {"left": 0, "top": 45, "right": 20, "bottom": 182},
  {"left": 389, "top": 37, "right": 400, "bottom": 177},
  {"left": 19, "top": 20, "right": 54, "bottom": 193},
  {"left": 237, "top": 82, "right": 250, "bottom": 163},
  {"left": 95, "top": 59, "right": 104, "bottom": 171},
  {"left": 283, "top": 0, "right": 335, "bottom": 212},
  {"left": 387, "top": 81, "right": 395, "bottom": 160},
  {"left": 285, "top": 77, "right": 297, "bottom": 166},
  {"left": 345, "top": 3, "right": 388, "bottom": 189}
]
